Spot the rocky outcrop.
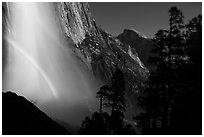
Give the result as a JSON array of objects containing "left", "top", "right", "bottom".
[
  {"left": 2, "top": 91, "right": 70, "bottom": 135},
  {"left": 57, "top": 2, "right": 149, "bottom": 92}
]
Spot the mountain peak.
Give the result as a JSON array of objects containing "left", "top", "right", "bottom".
[
  {"left": 123, "top": 29, "right": 148, "bottom": 39},
  {"left": 117, "top": 29, "right": 157, "bottom": 71}
]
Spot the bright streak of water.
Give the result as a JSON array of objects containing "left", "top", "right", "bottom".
[
  {"left": 7, "top": 39, "right": 58, "bottom": 98},
  {"left": 3, "top": 2, "right": 102, "bottom": 125}
]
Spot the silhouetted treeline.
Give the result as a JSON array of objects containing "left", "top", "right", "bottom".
[
  {"left": 134, "top": 7, "right": 202, "bottom": 135},
  {"left": 79, "top": 68, "right": 135, "bottom": 135}
]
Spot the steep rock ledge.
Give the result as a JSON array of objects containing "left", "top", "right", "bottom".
[{"left": 58, "top": 2, "right": 149, "bottom": 92}]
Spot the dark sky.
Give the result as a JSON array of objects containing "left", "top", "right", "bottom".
[{"left": 89, "top": 2, "right": 202, "bottom": 38}]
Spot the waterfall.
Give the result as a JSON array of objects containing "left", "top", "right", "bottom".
[{"left": 3, "top": 2, "right": 101, "bottom": 126}]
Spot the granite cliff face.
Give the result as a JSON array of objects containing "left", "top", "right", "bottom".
[{"left": 58, "top": 2, "right": 149, "bottom": 92}]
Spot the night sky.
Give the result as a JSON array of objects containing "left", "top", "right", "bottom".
[{"left": 89, "top": 2, "right": 202, "bottom": 38}]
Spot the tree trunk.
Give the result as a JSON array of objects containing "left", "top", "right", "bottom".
[
  {"left": 162, "top": 90, "right": 168, "bottom": 133},
  {"left": 99, "top": 95, "right": 102, "bottom": 114},
  {"left": 152, "top": 115, "right": 157, "bottom": 134}
]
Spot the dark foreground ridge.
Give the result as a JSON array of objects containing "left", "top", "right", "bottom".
[{"left": 2, "top": 91, "right": 70, "bottom": 135}]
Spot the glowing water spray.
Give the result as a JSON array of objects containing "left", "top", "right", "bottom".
[
  {"left": 3, "top": 3, "right": 60, "bottom": 100},
  {"left": 7, "top": 39, "right": 58, "bottom": 98},
  {"left": 3, "top": 2, "right": 101, "bottom": 125}
]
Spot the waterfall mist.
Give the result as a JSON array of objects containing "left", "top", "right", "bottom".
[{"left": 3, "top": 2, "right": 101, "bottom": 126}]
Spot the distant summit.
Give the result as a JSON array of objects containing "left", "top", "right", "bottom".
[
  {"left": 125, "top": 29, "right": 148, "bottom": 39},
  {"left": 117, "top": 29, "right": 157, "bottom": 70}
]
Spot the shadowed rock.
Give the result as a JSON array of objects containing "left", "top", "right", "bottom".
[{"left": 2, "top": 91, "right": 70, "bottom": 135}]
